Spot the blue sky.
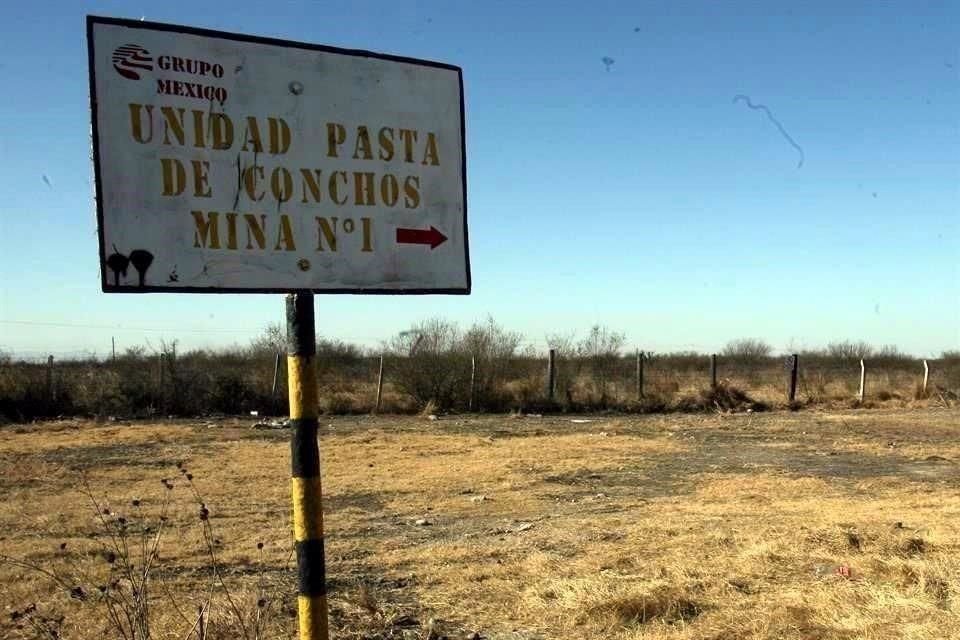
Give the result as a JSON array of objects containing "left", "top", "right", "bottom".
[{"left": 1, "top": 0, "right": 957, "bottom": 359}]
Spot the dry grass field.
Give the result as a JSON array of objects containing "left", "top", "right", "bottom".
[{"left": 2, "top": 408, "right": 959, "bottom": 639}]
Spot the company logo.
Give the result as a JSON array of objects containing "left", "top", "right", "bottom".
[
  {"left": 112, "top": 44, "right": 153, "bottom": 80},
  {"left": 110, "top": 43, "right": 229, "bottom": 103}
]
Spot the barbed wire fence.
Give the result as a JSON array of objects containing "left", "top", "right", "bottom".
[{"left": 2, "top": 339, "right": 956, "bottom": 421}]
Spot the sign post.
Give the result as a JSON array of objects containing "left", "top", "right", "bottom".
[
  {"left": 87, "top": 16, "right": 469, "bottom": 639},
  {"left": 286, "top": 293, "right": 327, "bottom": 639}
]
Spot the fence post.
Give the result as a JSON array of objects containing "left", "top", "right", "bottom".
[
  {"left": 858, "top": 359, "right": 866, "bottom": 403},
  {"left": 46, "top": 355, "right": 55, "bottom": 405},
  {"left": 272, "top": 352, "right": 282, "bottom": 397},
  {"left": 286, "top": 293, "right": 329, "bottom": 640},
  {"left": 635, "top": 350, "right": 644, "bottom": 400},
  {"left": 374, "top": 354, "right": 384, "bottom": 414},
  {"left": 787, "top": 354, "right": 799, "bottom": 403},
  {"left": 546, "top": 349, "right": 556, "bottom": 402},
  {"left": 270, "top": 352, "right": 282, "bottom": 415},
  {"left": 469, "top": 355, "right": 476, "bottom": 412},
  {"left": 922, "top": 359, "right": 929, "bottom": 396},
  {"left": 710, "top": 354, "right": 718, "bottom": 389},
  {"left": 157, "top": 352, "right": 165, "bottom": 412}
]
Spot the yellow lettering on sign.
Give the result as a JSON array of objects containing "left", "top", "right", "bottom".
[
  {"left": 211, "top": 113, "right": 233, "bottom": 150},
  {"left": 225, "top": 212, "right": 238, "bottom": 249},
  {"left": 191, "top": 210, "right": 220, "bottom": 248},
  {"left": 329, "top": 171, "right": 348, "bottom": 205},
  {"left": 271, "top": 167, "right": 293, "bottom": 203},
  {"left": 244, "top": 214, "right": 267, "bottom": 250},
  {"left": 160, "top": 107, "right": 186, "bottom": 146},
  {"left": 380, "top": 174, "right": 400, "bottom": 207},
  {"left": 300, "top": 169, "right": 324, "bottom": 203},
  {"left": 268, "top": 118, "right": 291, "bottom": 154},
  {"left": 378, "top": 127, "right": 395, "bottom": 161},
  {"left": 353, "top": 172, "right": 375, "bottom": 206},
  {"left": 361, "top": 217, "right": 373, "bottom": 252},
  {"left": 161, "top": 158, "right": 186, "bottom": 196},
  {"left": 242, "top": 117, "right": 263, "bottom": 153},
  {"left": 244, "top": 166, "right": 265, "bottom": 202},
  {"left": 422, "top": 132, "right": 439, "bottom": 166},
  {"left": 129, "top": 103, "right": 154, "bottom": 143},
  {"left": 326, "top": 123, "right": 346, "bottom": 158},
  {"left": 399, "top": 129, "right": 418, "bottom": 163},
  {"left": 191, "top": 110, "right": 206, "bottom": 148},
  {"left": 192, "top": 160, "right": 212, "bottom": 197},
  {"left": 315, "top": 217, "right": 338, "bottom": 251},
  {"left": 403, "top": 175, "right": 421, "bottom": 209},
  {"left": 274, "top": 214, "right": 296, "bottom": 251},
  {"left": 352, "top": 126, "right": 373, "bottom": 160}
]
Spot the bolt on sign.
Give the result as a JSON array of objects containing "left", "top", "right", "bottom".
[{"left": 87, "top": 16, "right": 469, "bottom": 294}]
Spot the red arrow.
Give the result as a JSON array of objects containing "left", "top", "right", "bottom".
[{"left": 396, "top": 226, "right": 447, "bottom": 249}]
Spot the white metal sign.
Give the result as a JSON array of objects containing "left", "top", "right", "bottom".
[{"left": 87, "top": 16, "right": 469, "bottom": 294}]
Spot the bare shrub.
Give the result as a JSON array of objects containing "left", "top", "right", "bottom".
[
  {"left": 722, "top": 338, "right": 773, "bottom": 360},
  {"left": 877, "top": 344, "right": 908, "bottom": 359},
  {"left": 385, "top": 318, "right": 470, "bottom": 410},
  {"left": 576, "top": 325, "right": 625, "bottom": 407},
  {"left": 321, "top": 390, "right": 362, "bottom": 414},
  {"left": 248, "top": 323, "right": 285, "bottom": 357},
  {"left": 650, "top": 374, "right": 681, "bottom": 397},
  {"left": 501, "top": 375, "right": 542, "bottom": 409},
  {"left": 721, "top": 338, "right": 773, "bottom": 385},
  {"left": 70, "top": 365, "right": 125, "bottom": 416},
  {"left": 676, "top": 382, "right": 766, "bottom": 413},
  {"left": 1, "top": 471, "right": 275, "bottom": 639},
  {"left": 800, "top": 371, "right": 830, "bottom": 403},
  {"left": 462, "top": 317, "right": 527, "bottom": 411},
  {"left": 827, "top": 340, "right": 875, "bottom": 360},
  {"left": 546, "top": 332, "right": 578, "bottom": 407}
]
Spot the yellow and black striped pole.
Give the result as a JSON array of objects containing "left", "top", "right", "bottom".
[{"left": 286, "top": 293, "right": 329, "bottom": 640}]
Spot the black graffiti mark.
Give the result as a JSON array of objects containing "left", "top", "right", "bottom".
[
  {"left": 234, "top": 154, "right": 243, "bottom": 210},
  {"left": 733, "top": 94, "right": 805, "bottom": 168},
  {"left": 275, "top": 145, "right": 282, "bottom": 211},
  {"left": 234, "top": 146, "right": 261, "bottom": 210},
  {"left": 106, "top": 245, "right": 130, "bottom": 286},
  {"left": 167, "top": 266, "right": 179, "bottom": 283},
  {"left": 106, "top": 247, "right": 154, "bottom": 287},
  {"left": 128, "top": 250, "right": 154, "bottom": 287},
  {"left": 207, "top": 97, "right": 216, "bottom": 146},
  {"left": 42, "top": 174, "right": 53, "bottom": 189},
  {"left": 601, "top": 56, "right": 615, "bottom": 72}
]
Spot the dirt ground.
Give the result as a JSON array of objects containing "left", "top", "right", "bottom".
[{"left": 2, "top": 408, "right": 959, "bottom": 639}]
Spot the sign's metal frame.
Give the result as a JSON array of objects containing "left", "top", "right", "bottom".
[{"left": 86, "top": 15, "right": 470, "bottom": 295}]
